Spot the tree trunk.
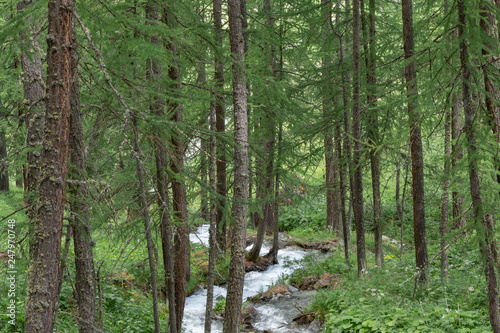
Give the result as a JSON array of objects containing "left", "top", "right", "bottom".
[
  {"left": 223, "top": 0, "right": 248, "bottom": 331},
  {"left": 68, "top": 17, "right": 96, "bottom": 332},
  {"left": 401, "top": 0, "right": 429, "bottom": 284},
  {"left": 451, "top": 94, "right": 466, "bottom": 230},
  {"left": 247, "top": 0, "right": 277, "bottom": 263},
  {"left": 214, "top": 0, "right": 227, "bottom": 252},
  {"left": 352, "top": 0, "right": 367, "bottom": 277},
  {"left": 204, "top": 88, "right": 218, "bottom": 333},
  {"left": 25, "top": 1, "right": 73, "bottom": 331},
  {"left": 365, "top": 0, "right": 383, "bottom": 266},
  {"left": 163, "top": 7, "right": 189, "bottom": 331},
  {"left": 146, "top": 3, "right": 177, "bottom": 332},
  {"left": 480, "top": 0, "right": 500, "bottom": 186},
  {"left": 459, "top": 1, "right": 500, "bottom": 330},
  {"left": 323, "top": 0, "right": 335, "bottom": 234},
  {"left": 18, "top": 0, "right": 46, "bottom": 225},
  {"left": 0, "top": 130, "right": 8, "bottom": 191},
  {"left": 440, "top": 108, "right": 451, "bottom": 282}
]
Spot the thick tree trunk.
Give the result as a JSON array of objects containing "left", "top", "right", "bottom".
[
  {"left": 68, "top": 19, "right": 96, "bottom": 332},
  {"left": 25, "top": 1, "right": 73, "bottom": 331},
  {"left": 352, "top": 0, "right": 367, "bottom": 277},
  {"left": 223, "top": 0, "right": 248, "bottom": 331},
  {"left": 459, "top": 1, "right": 500, "bottom": 330},
  {"left": 401, "top": 0, "right": 429, "bottom": 284}
]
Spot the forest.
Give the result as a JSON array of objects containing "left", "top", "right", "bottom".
[{"left": 0, "top": 0, "right": 499, "bottom": 332}]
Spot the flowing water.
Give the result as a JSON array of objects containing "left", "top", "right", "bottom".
[{"left": 184, "top": 225, "right": 311, "bottom": 333}]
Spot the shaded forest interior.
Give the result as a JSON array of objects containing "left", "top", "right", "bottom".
[{"left": 0, "top": 0, "right": 500, "bottom": 332}]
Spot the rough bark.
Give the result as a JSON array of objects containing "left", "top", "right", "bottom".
[
  {"left": 223, "top": 0, "right": 248, "bottom": 331},
  {"left": 352, "top": 0, "right": 367, "bottom": 277},
  {"left": 146, "top": 3, "right": 177, "bottom": 332},
  {"left": 18, "top": 0, "right": 46, "bottom": 223},
  {"left": 459, "top": 1, "right": 500, "bottom": 330},
  {"left": 401, "top": 0, "right": 429, "bottom": 284},
  {"left": 68, "top": 19, "right": 96, "bottom": 332},
  {"left": 25, "top": 1, "right": 73, "bottom": 331}
]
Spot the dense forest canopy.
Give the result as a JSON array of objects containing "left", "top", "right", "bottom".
[{"left": 0, "top": 0, "right": 499, "bottom": 332}]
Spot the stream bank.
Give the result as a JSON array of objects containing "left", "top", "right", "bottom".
[{"left": 184, "top": 225, "right": 338, "bottom": 333}]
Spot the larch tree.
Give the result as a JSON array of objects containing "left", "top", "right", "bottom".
[
  {"left": 352, "top": 0, "right": 367, "bottom": 277},
  {"left": 68, "top": 13, "right": 96, "bottom": 333},
  {"left": 223, "top": 0, "right": 248, "bottom": 331},
  {"left": 25, "top": 0, "right": 74, "bottom": 331},
  {"left": 163, "top": 5, "right": 189, "bottom": 331},
  {"left": 401, "top": 0, "right": 429, "bottom": 285}
]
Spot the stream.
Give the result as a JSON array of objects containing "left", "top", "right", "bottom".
[{"left": 184, "top": 225, "right": 313, "bottom": 333}]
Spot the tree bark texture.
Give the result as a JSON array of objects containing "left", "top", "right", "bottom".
[
  {"left": 401, "top": 0, "right": 429, "bottom": 284},
  {"left": 25, "top": 1, "right": 73, "bottom": 331},
  {"left": 18, "top": 0, "right": 46, "bottom": 222},
  {"left": 352, "top": 0, "right": 367, "bottom": 277},
  {"left": 68, "top": 18, "right": 96, "bottom": 332},
  {"left": 223, "top": 0, "right": 248, "bottom": 331}
]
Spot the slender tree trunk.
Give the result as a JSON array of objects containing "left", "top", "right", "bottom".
[
  {"left": 214, "top": 0, "right": 227, "bottom": 252},
  {"left": 223, "top": 0, "right": 248, "bottom": 331},
  {"left": 131, "top": 115, "right": 161, "bottom": 333},
  {"left": 25, "top": 1, "right": 73, "bottom": 331},
  {"left": 247, "top": 0, "right": 277, "bottom": 263},
  {"left": 401, "top": 0, "right": 429, "bottom": 284},
  {"left": 146, "top": 3, "right": 177, "bottom": 332},
  {"left": 364, "top": 0, "right": 383, "bottom": 266},
  {"left": 459, "top": 1, "right": 500, "bottom": 330},
  {"left": 0, "top": 130, "right": 8, "bottom": 190},
  {"left": 324, "top": 0, "right": 335, "bottom": 233},
  {"left": 204, "top": 90, "right": 217, "bottom": 333},
  {"left": 352, "top": 0, "right": 367, "bottom": 277},
  {"left": 440, "top": 108, "right": 451, "bottom": 282},
  {"left": 68, "top": 18, "right": 96, "bottom": 332},
  {"left": 163, "top": 7, "right": 189, "bottom": 331},
  {"left": 451, "top": 94, "right": 466, "bottom": 230}
]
